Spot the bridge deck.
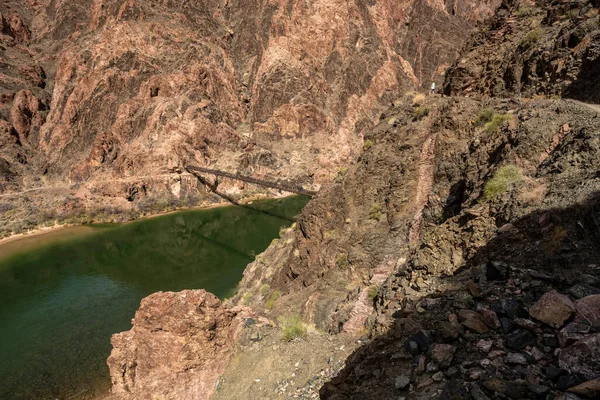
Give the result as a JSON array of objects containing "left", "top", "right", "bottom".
[{"left": 185, "top": 165, "right": 317, "bottom": 197}]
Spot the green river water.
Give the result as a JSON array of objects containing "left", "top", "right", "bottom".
[{"left": 0, "top": 196, "right": 308, "bottom": 399}]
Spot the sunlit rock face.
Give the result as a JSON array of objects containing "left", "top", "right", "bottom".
[
  {"left": 107, "top": 290, "right": 252, "bottom": 400},
  {"left": 1, "top": 0, "right": 499, "bottom": 197}
]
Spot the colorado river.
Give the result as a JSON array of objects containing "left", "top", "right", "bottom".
[{"left": 0, "top": 196, "right": 308, "bottom": 399}]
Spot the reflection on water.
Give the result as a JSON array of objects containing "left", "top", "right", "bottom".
[{"left": 0, "top": 196, "right": 308, "bottom": 399}]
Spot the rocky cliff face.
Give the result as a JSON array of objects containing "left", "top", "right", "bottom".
[
  {"left": 444, "top": 0, "right": 600, "bottom": 102},
  {"left": 107, "top": 290, "right": 253, "bottom": 400},
  {"left": 0, "top": 0, "right": 500, "bottom": 237}
]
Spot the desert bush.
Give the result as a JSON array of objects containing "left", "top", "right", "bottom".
[
  {"left": 412, "top": 93, "right": 426, "bottom": 106},
  {"left": 279, "top": 314, "right": 307, "bottom": 341},
  {"left": 336, "top": 253, "right": 348, "bottom": 269},
  {"left": 265, "top": 290, "right": 282, "bottom": 309},
  {"left": 476, "top": 108, "right": 495, "bottom": 125},
  {"left": 413, "top": 106, "right": 429, "bottom": 121},
  {"left": 521, "top": 28, "right": 543, "bottom": 48},
  {"left": 482, "top": 165, "right": 523, "bottom": 201},
  {"left": 363, "top": 139, "right": 374, "bottom": 151},
  {"left": 369, "top": 202, "right": 383, "bottom": 220},
  {"left": 515, "top": 6, "right": 533, "bottom": 17},
  {"left": 368, "top": 286, "right": 378, "bottom": 301},
  {"left": 484, "top": 113, "right": 512, "bottom": 133},
  {"left": 242, "top": 292, "right": 254, "bottom": 305}
]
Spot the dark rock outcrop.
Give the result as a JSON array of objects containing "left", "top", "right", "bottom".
[{"left": 444, "top": 0, "right": 600, "bottom": 103}]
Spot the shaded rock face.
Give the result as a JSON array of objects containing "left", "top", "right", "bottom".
[
  {"left": 1, "top": 0, "right": 500, "bottom": 202},
  {"left": 444, "top": 0, "right": 600, "bottom": 103},
  {"left": 107, "top": 290, "right": 246, "bottom": 400}
]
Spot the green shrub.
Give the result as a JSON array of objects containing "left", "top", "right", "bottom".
[
  {"left": 484, "top": 113, "right": 512, "bottom": 133},
  {"left": 476, "top": 108, "right": 495, "bottom": 125},
  {"left": 242, "top": 292, "right": 254, "bottom": 305},
  {"left": 367, "top": 286, "right": 378, "bottom": 301},
  {"left": 265, "top": 290, "right": 282, "bottom": 309},
  {"left": 279, "top": 314, "right": 307, "bottom": 341},
  {"left": 369, "top": 202, "right": 383, "bottom": 220},
  {"left": 521, "top": 28, "right": 543, "bottom": 48},
  {"left": 279, "top": 225, "right": 290, "bottom": 237},
  {"left": 413, "top": 106, "right": 429, "bottom": 121},
  {"left": 514, "top": 6, "right": 533, "bottom": 17},
  {"left": 482, "top": 165, "right": 523, "bottom": 201},
  {"left": 336, "top": 253, "right": 349, "bottom": 269},
  {"left": 364, "top": 139, "right": 374, "bottom": 151}
]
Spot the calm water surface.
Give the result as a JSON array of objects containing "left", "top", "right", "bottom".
[{"left": 0, "top": 196, "right": 308, "bottom": 399}]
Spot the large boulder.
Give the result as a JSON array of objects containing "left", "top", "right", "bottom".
[
  {"left": 107, "top": 290, "right": 246, "bottom": 400},
  {"left": 529, "top": 290, "right": 575, "bottom": 328}
]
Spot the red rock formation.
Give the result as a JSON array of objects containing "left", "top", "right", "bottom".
[
  {"left": 107, "top": 290, "right": 249, "bottom": 400},
  {"left": 1, "top": 0, "right": 500, "bottom": 201}
]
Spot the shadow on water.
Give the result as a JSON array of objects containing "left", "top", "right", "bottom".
[
  {"left": 193, "top": 173, "right": 312, "bottom": 222},
  {"left": 320, "top": 192, "right": 600, "bottom": 399},
  {"left": 0, "top": 195, "right": 308, "bottom": 400}
]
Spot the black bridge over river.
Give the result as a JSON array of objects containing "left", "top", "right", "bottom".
[{"left": 185, "top": 165, "right": 317, "bottom": 197}]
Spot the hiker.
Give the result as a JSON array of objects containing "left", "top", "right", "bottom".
[{"left": 430, "top": 82, "right": 436, "bottom": 95}]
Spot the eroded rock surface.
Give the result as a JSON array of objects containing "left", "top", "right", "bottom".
[
  {"left": 107, "top": 290, "right": 248, "bottom": 400},
  {"left": 444, "top": 0, "right": 600, "bottom": 102}
]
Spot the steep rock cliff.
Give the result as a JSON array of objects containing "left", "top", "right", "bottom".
[
  {"left": 0, "top": 0, "right": 500, "bottom": 237},
  {"left": 444, "top": 0, "right": 600, "bottom": 102}
]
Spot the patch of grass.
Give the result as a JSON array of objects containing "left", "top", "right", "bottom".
[
  {"left": 265, "top": 290, "right": 282, "bottom": 309},
  {"left": 521, "top": 28, "right": 543, "bottom": 48},
  {"left": 484, "top": 113, "right": 512, "bottom": 133},
  {"left": 475, "top": 108, "right": 495, "bottom": 125},
  {"left": 279, "top": 314, "right": 307, "bottom": 341},
  {"left": 363, "top": 139, "right": 374, "bottom": 151},
  {"left": 336, "top": 253, "right": 348, "bottom": 270},
  {"left": 413, "top": 106, "right": 429, "bottom": 121},
  {"left": 367, "top": 286, "right": 378, "bottom": 302},
  {"left": 369, "top": 202, "right": 383, "bottom": 220},
  {"left": 482, "top": 165, "right": 523, "bottom": 202},
  {"left": 515, "top": 6, "right": 533, "bottom": 17},
  {"left": 242, "top": 292, "right": 254, "bottom": 305}
]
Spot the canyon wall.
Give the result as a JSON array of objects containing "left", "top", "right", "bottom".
[{"left": 1, "top": 0, "right": 499, "bottom": 197}]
